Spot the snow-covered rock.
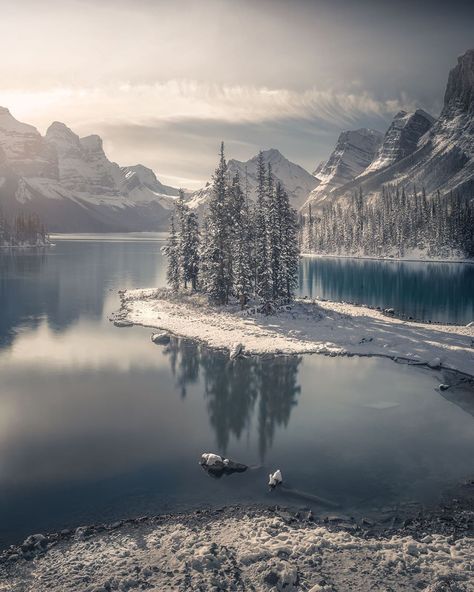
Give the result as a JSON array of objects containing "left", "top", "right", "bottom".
[
  {"left": 268, "top": 469, "right": 283, "bottom": 489},
  {"left": 151, "top": 331, "right": 171, "bottom": 344}
]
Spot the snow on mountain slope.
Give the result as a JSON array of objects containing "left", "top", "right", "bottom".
[
  {"left": 362, "top": 109, "right": 434, "bottom": 175},
  {"left": 306, "top": 49, "right": 474, "bottom": 207},
  {"left": 0, "top": 111, "right": 178, "bottom": 231},
  {"left": 188, "top": 148, "right": 318, "bottom": 212},
  {"left": 303, "top": 129, "right": 383, "bottom": 209}
]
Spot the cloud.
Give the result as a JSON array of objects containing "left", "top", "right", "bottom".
[{"left": 2, "top": 81, "right": 417, "bottom": 132}]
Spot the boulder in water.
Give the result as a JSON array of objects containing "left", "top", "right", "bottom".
[
  {"left": 113, "top": 319, "right": 133, "bottom": 328},
  {"left": 229, "top": 342, "right": 244, "bottom": 360},
  {"left": 151, "top": 332, "right": 170, "bottom": 345},
  {"left": 268, "top": 469, "right": 283, "bottom": 489},
  {"left": 200, "top": 452, "right": 248, "bottom": 478}
]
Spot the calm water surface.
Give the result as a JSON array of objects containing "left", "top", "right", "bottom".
[
  {"left": 301, "top": 256, "right": 474, "bottom": 324},
  {"left": 0, "top": 235, "right": 473, "bottom": 548}
]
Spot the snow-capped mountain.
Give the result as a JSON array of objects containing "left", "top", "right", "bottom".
[
  {"left": 304, "top": 49, "right": 474, "bottom": 210},
  {"left": 0, "top": 110, "right": 178, "bottom": 231},
  {"left": 303, "top": 129, "right": 383, "bottom": 208},
  {"left": 362, "top": 109, "right": 434, "bottom": 175},
  {"left": 187, "top": 148, "right": 318, "bottom": 212}
]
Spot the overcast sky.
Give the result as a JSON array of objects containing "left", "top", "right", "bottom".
[{"left": 1, "top": 0, "right": 473, "bottom": 188}]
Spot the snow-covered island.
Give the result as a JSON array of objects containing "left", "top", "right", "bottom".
[{"left": 118, "top": 288, "right": 474, "bottom": 379}]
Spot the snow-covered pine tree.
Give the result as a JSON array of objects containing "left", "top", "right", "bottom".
[
  {"left": 164, "top": 215, "right": 180, "bottom": 291},
  {"left": 254, "top": 152, "right": 272, "bottom": 304},
  {"left": 201, "top": 142, "right": 232, "bottom": 304},
  {"left": 228, "top": 172, "right": 253, "bottom": 307},
  {"left": 277, "top": 182, "right": 299, "bottom": 302},
  {"left": 182, "top": 211, "right": 200, "bottom": 290},
  {"left": 266, "top": 163, "right": 283, "bottom": 301}
]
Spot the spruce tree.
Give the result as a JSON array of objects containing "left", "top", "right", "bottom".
[
  {"left": 164, "top": 215, "right": 180, "bottom": 291},
  {"left": 202, "top": 142, "right": 231, "bottom": 304},
  {"left": 254, "top": 152, "right": 272, "bottom": 304}
]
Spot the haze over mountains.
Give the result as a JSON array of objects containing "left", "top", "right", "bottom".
[{"left": 0, "top": 49, "right": 473, "bottom": 232}]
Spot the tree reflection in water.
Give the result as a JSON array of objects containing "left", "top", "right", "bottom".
[{"left": 164, "top": 337, "right": 301, "bottom": 460}]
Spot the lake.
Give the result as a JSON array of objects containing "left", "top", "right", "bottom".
[{"left": 0, "top": 235, "right": 473, "bottom": 548}]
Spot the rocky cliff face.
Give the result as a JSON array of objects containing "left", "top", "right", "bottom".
[
  {"left": 443, "top": 48, "right": 474, "bottom": 116},
  {"left": 362, "top": 110, "right": 434, "bottom": 175},
  {"left": 0, "top": 107, "right": 57, "bottom": 179},
  {"left": 304, "top": 128, "right": 383, "bottom": 207},
  {"left": 45, "top": 122, "right": 125, "bottom": 196}
]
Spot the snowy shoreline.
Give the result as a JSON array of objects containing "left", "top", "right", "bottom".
[
  {"left": 118, "top": 288, "right": 474, "bottom": 379},
  {"left": 2, "top": 505, "right": 473, "bottom": 591}
]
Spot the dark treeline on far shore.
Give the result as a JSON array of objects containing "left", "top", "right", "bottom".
[
  {"left": 300, "top": 186, "right": 474, "bottom": 259},
  {"left": 0, "top": 211, "right": 49, "bottom": 247}
]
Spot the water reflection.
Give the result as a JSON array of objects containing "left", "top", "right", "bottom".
[
  {"left": 0, "top": 240, "right": 165, "bottom": 349},
  {"left": 164, "top": 338, "right": 301, "bottom": 458},
  {"left": 300, "top": 257, "right": 474, "bottom": 324}
]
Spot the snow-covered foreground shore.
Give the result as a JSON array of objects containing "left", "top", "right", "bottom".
[
  {"left": 119, "top": 289, "right": 474, "bottom": 378},
  {"left": 1, "top": 508, "right": 473, "bottom": 591}
]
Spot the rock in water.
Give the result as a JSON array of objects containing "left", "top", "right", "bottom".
[
  {"left": 439, "top": 384, "right": 450, "bottom": 391},
  {"left": 427, "top": 357, "right": 441, "bottom": 369},
  {"left": 268, "top": 469, "right": 283, "bottom": 489},
  {"left": 200, "top": 453, "right": 248, "bottom": 478},
  {"left": 151, "top": 332, "right": 170, "bottom": 345},
  {"left": 229, "top": 342, "right": 244, "bottom": 360},
  {"left": 113, "top": 319, "right": 133, "bottom": 327}
]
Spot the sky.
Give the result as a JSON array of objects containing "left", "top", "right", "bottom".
[{"left": 0, "top": 0, "right": 473, "bottom": 189}]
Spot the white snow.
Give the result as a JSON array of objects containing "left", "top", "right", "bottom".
[
  {"left": 3, "top": 512, "right": 473, "bottom": 591},
  {"left": 268, "top": 469, "right": 283, "bottom": 488},
  {"left": 120, "top": 288, "right": 474, "bottom": 378}
]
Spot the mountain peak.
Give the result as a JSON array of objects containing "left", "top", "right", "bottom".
[
  {"left": 80, "top": 134, "right": 104, "bottom": 153},
  {"left": 443, "top": 48, "right": 474, "bottom": 115},
  {"left": 0, "top": 107, "right": 39, "bottom": 136}
]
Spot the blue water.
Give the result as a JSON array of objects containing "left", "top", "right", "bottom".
[
  {"left": 0, "top": 235, "right": 473, "bottom": 548},
  {"left": 300, "top": 256, "right": 474, "bottom": 324}
]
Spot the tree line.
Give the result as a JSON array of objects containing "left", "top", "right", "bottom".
[
  {"left": 0, "top": 211, "right": 48, "bottom": 247},
  {"left": 300, "top": 186, "right": 474, "bottom": 259},
  {"left": 165, "top": 143, "right": 300, "bottom": 309}
]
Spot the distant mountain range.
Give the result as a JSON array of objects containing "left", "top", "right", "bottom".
[
  {"left": 302, "top": 48, "right": 474, "bottom": 212},
  {"left": 0, "top": 111, "right": 178, "bottom": 232},
  {"left": 1, "top": 48, "right": 473, "bottom": 232}
]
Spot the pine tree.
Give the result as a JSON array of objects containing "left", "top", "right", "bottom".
[
  {"left": 229, "top": 172, "right": 253, "bottom": 306},
  {"left": 201, "top": 142, "right": 232, "bottom": 304},
  {"left": 164, "top": 215, "right": 180, "bottom": 291},
  {"left": 254, "top": 152, "right": 272, "bottom": 304}
]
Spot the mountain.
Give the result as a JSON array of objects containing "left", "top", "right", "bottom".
[
  {"left": 303, "top": 129, "right": 383, "bottom": 208},
  {"left": 187, "top": 148, "right": 318, "bottom": 212},
  {"left": 0, "top": 110, "right": 178, "bottom": 232},
  {"left": 304, "top": 49, "right": 474, "bottom": 210},
  {"left": 362, "top": 109, "right": 434, "bottom": 175}
]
